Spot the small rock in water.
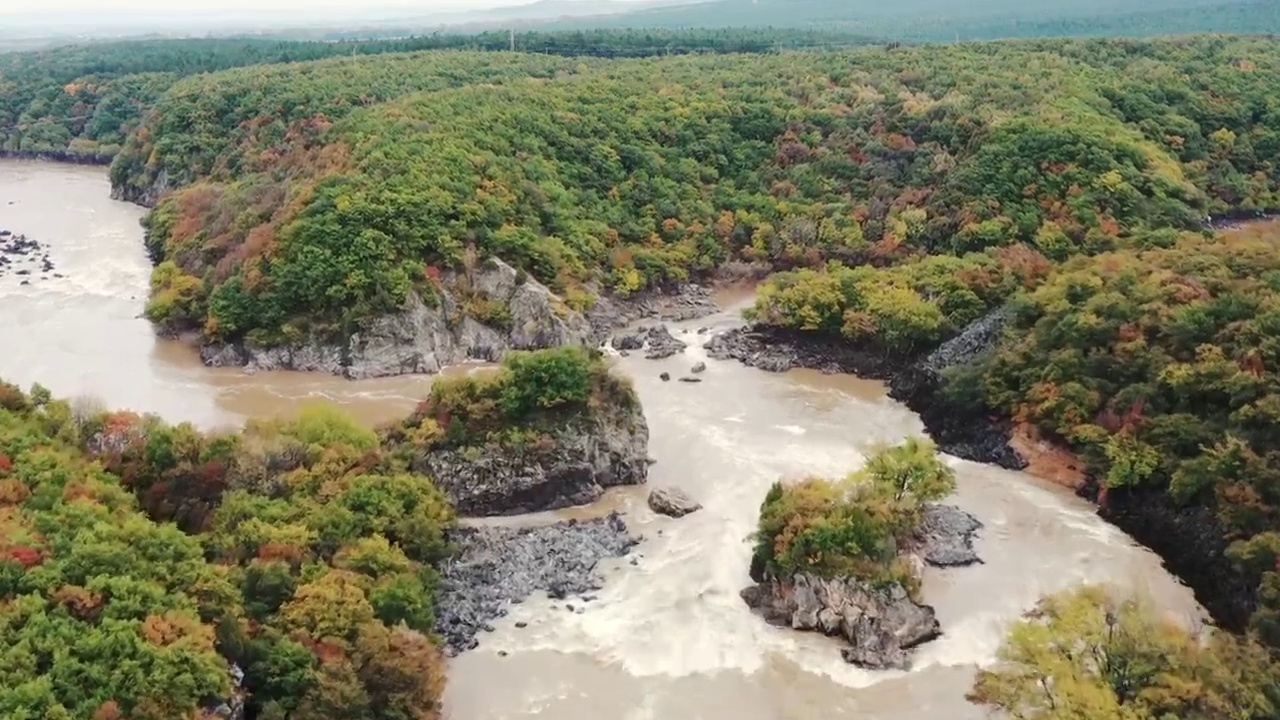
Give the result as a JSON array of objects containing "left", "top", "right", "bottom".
[
  {"left": 515, "top": 621, "right": 528, "bottom": 629},
  {"left": 659, "top": 372, "right": 671, "bottom": 382},
  {"left": 498, "top": 650, "right": 508, "bottom": 657},
  {"left": 648, "top": 487, "right": 703, "bottom": 518},
  {"left": 566, "top": 604, "right": 575, "bottom": 612},
  {"left": 678, "top": 377, "right": 702, "bottom": 384},
  {"left": 643, "top": 325, "right": 688, "bottom": 360},
  {"left": 610, "top": 332, "right": 645, "bottom": 351},
  {"left": 691, "top": 361, "right": 707, "bottom": 374}
]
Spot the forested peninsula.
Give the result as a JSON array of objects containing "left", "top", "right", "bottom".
[{"left": 3, "top": 27, "right": 1280, "bottom": 720}]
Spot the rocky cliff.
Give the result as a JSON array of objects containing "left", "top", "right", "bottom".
[
  {"left": 201, "top": 258, "right": 594, "bottom": 379},
  {"left": 410, "top": 397, "right": 650, "bottom": 517}
]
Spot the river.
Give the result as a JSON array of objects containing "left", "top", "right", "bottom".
[{"left": 0, "top": 160, "right": 1204, "bottom": 719}]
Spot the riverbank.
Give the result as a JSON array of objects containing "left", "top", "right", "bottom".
[
  {"left": 704, "top": 314, "right": 1024, "bottom": 470},
  {"left": 0, "top": 149, "right": 112, "bottom": 166}
]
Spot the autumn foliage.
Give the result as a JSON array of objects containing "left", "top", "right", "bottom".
[{"left": 0, "top": 381, "right": 453, "bottom": 718}]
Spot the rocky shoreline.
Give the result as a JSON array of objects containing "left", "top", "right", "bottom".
[
  {"left": 200, "top": 258, "right": 594, "bottom": 379},
  {"left": 434, "top": 512, "right": 640, "bottom": 655},
  {"left": 741, "top": 504, "right": 983, "bottom": 669},
  {"left": 704, "top": 310, "right": 1024, "bottom": 470},
  {"left": 0, "top": 149, "right": 111, "bottom": 167}
]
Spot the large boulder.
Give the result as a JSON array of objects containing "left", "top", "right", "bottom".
[
  {"left": 642, "top": 325, "right": 688, "bottom": 360},
  {"left": 647, "top": 487, "right": 702, "bottom": 518}
]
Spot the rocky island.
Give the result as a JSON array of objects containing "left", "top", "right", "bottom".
[
  {"left": 741, "top": 438, "right": 980, "bottom": 669},
  {"left": 380, "top": 346, "right": 649, "bottom": 516}
]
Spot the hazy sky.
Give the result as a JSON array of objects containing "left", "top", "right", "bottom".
[{"left": 0, "top": 0, "right": 599, "bottom": 15}]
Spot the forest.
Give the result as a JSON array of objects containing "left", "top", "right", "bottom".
[
  {"left": 123, "top": 36, "right": 1280, "bottom": 347},
  {"left": 0, "top": 347, "right": 619, "bottom": 718},
  {"left": 545, "top": 0, "right": 1280, "bottom": 41},
  {"left": 0, "top": 28, "right": 872, "bottom": 162}
]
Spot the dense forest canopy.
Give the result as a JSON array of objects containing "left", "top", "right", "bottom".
[
  {"left": 121, "top": 36, "right": 1280, "bottom": 349},
  {"left": 0, "top": 28, "right": 874, "bottom": 162}
]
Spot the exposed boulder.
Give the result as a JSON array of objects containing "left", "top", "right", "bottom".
[
  {"left": 647, "top": 487, "right": 702, "bottom": 517},
  {"left": 643, "top": 325, "right": 688, "bottom": 360},
  {"left": 691, "top": 361, "right": 707, "bottom": 374},
  {"left": 611, "top": 332, "right": 645, "bottom": 351},
  {"left": 434, "top": 513, "right": 639, "bottom": 655},
  {"left": 912, "top": 504, "right": 984, "bottom": 567},
  {"left": 200, "top": 259, "right": 593, "bottom": 378}
]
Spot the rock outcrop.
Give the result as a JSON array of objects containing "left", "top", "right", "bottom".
[
  {"left": 647, "top": 487, "right": 702, "bottom": 517},
  {"left": 1090, "top": 483, "right": 1256, "bottom": 632},
  {"left": 704, "top": 326, "right": 896, "bottom": 376},
  {"left": 887, "top": 307, "right": 1026, "bottom": 469},
  {"left": 641, "top": 325, "right": 688, "bottom": 360},
  {"left": 741, "top": 504, "right": 981, "bottom": 669},
  {"left": 741, "top": 573, "right": 940, "bottom": 669},
  {"left": 434, "top": 512, "right": 639, "bottom": 655},
  {"left": 586, "top": 283, "right": 719, "bottom": 337},
  {"left": 112, "top": 167, "right": 174, "bottom": 208},
  {"left": 201, "top": 258, "right": 593, "bottom": 379},
  {"left": 412, "top": 400, "right": 650, "bottom": 517}
]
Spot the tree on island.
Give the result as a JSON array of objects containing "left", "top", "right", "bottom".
[{"left": 752, "top": 437, "right": 957, "bottom": 591}]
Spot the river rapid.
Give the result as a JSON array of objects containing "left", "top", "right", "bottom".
[{"left": 0, "top": 160, "right": 1205, "bottom": 719}]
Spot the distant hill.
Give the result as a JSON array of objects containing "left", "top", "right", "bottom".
[{"left": 539, "top": 0, "right": 1280, "bottom": 41}]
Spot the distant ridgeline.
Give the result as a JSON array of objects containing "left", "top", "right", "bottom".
[
  {"left": 0, "top": 28, "right": 874, "bottom": 163},
  {"left": 540, "top": 0, "right": 1280, "bottom": 42}
]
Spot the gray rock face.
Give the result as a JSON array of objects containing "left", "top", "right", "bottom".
[
  {"left": 741, "top": 573, "right": 939, "bottom": 670},
  {"left": 200, "top": 258, "right": 592, "bottom": 379},
  {"left": 913, "top": 306, "right": 1012, "bottom": 380},
  {"left": 647, "top": 487, "right": 702, "bottom": 517},
  {"left": 586, "top": 283, "right": 719, "bottom": 337},
  {"left": 913, "top": 504, "right": 984, "bottom": 567},
  {"left": 435, "top": 513, "right": 639, "bottom": 655},
  {"left": 413, "top": 401, "right": 650, "bottom": 517}
]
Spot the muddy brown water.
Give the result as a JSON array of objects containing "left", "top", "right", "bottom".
[{"left": 0, "top": 160, "right": 1204, "bottom": 719}]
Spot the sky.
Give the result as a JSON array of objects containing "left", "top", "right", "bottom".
[{"left": 0, "top": 0, "right": 602, "bottom": 15}]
